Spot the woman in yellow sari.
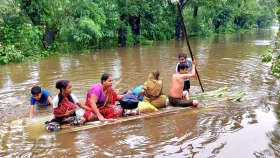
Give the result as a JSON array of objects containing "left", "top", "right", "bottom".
[{"left": 137, "top": 70, "right": 167, "bottom": 108}]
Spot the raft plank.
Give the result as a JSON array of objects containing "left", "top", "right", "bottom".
[{"left": 68, "top": 106, "right": 188, "bottom": 133}]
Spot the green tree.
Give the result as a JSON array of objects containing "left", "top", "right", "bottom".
[
  {"left": 0, "top": 0, "right": 278, "bottom": 64},
  {"left": 257, "top": 0, "right": 276, "bottom": 27},
  {"left": 58, "top": 0, "right": 106, "bottom": 49},
  {"left": 0, "top": 0, "right": 47, "bottom": 64},
  {"left": 21, "top": 0, "right": 56, "bottom": 48}
]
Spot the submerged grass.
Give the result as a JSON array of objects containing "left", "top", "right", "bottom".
[{"left": 191, "top": 87, "right": 247, "bottom": 102}]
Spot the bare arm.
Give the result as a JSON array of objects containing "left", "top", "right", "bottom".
[
  {"left": 47, "top": 96, "right": 53, "bottom": 106},
  {"left": 89, "top": 94, "right": 105, "bottom": 122},
  {"left": 29, "top": 105, "right": 34, "bottom": 118},
  {"left": 117, "top": 90, "right": 133, "bottom": 101},
  {"left": 137, "top": 89, "right": 145, "bottom": 99},
  {"left": 180, "top": 61, "right": 196, "bottom": 79},
  {"left": 76, "top": 102, "right": 92, "bottom": 111}
]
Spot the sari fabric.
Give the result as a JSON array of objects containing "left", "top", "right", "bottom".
[
  {"left": 142, "top": 71, "right": 163, "bottom": 98},
  {"left": 102, "top": 87, "right": 117, "bottom": 108},
  {"left": 150, "top": 95, "right": 167, "bottom": 108},
  {"left": 84, "top": 87, "right": 122, "bottom": 119},
  {"left": 142, "top": 70, "right": 166, "bottom": 108}
]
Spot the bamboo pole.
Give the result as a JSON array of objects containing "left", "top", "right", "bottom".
[{"left": 176, "top": 2, "right": 204, "bottom": 92}]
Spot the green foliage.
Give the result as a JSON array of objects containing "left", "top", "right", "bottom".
[
  {"left": 0, "top": 44, "right": 25, "bottom": 64},
  {"left": 262, "top": 52, "right": 273, "bottom": 62},
  {"left": 59, "top": 1, "right": 106, "bottom": 49},
  {"left": 191, "top": 87, "right": 247, "bottom": 102},
  {"left": 142, "top": 23, "right": 172, "bottom": 41},
  {"left": 262, "top": 44, "right": 280, "bottom": 77},
  {"left": 126, "top": 26, "right": 134, "bottom": 46},
  {"left": 20, "top": 0, "right": 55, "bottom": 26},
  {"left": 181, "top": 0, "right": 276, "bottom": 35},
  {"left": 257, "top": 0, "right": 276, "bottom": 27},
  {"left": 0, "top": 0, "right": 48, "bottom": 64},
  {"left": 212, "top": 6, "right": 234, "bottom": 33},
  {"left": 0, "top": 43, "right": 52, "bottom": 64},
  {"left": 0, "top": 0, "right": 278, "bottom": 64},
  {"left": 272, "top": 60, "right": 280, "bottom": 75},
  {"left": 140, "top": 36, "right": 153, "bottom": 45},
  {"left": 94, "top": 0, "right": 121, "bottom": 48},
  {"left": 0, "top": 23, "right": 45, "bottom": 55}
]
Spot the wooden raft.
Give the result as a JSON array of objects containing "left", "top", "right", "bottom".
[{"left": 68, "top": 106, "right": 188, "bottom": 133}]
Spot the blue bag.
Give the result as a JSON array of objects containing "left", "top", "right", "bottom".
[
  {"left": 120, "top": 94, "right": 139, "bottom": 109},
  {"left": 132, "top": 85, "right": 144, "bottom": 101}
]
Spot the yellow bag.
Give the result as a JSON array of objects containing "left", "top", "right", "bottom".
[{"left": 138, "top": 99, "right": 158, "bottom": 113}]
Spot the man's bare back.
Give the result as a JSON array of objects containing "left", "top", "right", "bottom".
[
  {"left": 168, "top": 61, "right": 199, "bottom": 107},
  {"left": 169, "top": 74, "right": 185, "bottom": 98},
  {"left": 169, "top": 61, "right": 196, "bottom": 98}
]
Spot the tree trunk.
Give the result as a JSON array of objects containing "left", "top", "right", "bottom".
[
  {"left": 192, "top": 6, "right": 199, "bottom": 33},
  {"left": 118, "top": 28, "right": 126, "bottom": 47},
  {"left": 175, "top": 16, "right": 182, "bottom": 39},
  {"left": 193, "top": 6, "right": 198, "bottom": 17},
  {"left": 175, "top": 15, "right": 185, "bottom": 39},
  {"left": 118, "top": 15, "right": 126, "bottom": 47},
  {"left": 24, "top": 1, "right": 55, "bottom": 49},
  {"left": 129, "top": 16, "right": 140, "bottom": 44},
  {"left": 175, "top": 0, "right": 188, "bottom": 40},
  {"left": 135, "top": 16, "right": 140, "bottom": 44},
  {"left": 43, "top": 26, "right": 55, "bottom": 48}
]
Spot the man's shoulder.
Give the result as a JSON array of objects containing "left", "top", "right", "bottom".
[
  {"left": 174, "top": 73, "right": 189, "bottom": 80},
  {"left": 172, "top": 73, "right": 181, "bottom": 78},
  {"left": 43, "top": 90, "right": 53, "bottom": 97}
]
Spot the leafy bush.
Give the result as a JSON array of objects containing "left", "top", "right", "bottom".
[
  {"left": 126, "top": 26, "right": 134, "bottom": 46},
  {"left": 262, "top": 45, "right": 280, "bottom": 78},
  {"left": 59, "top": 1, "right": 106, "bottom": 49},
  {"left": 0, "top": 44, "right": 25, "bottom": 64}
]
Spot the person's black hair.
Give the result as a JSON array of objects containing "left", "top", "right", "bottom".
[
  {"left": 31, "top": 86, "right": 41, "bottom": 95},
  {"left": 177, "top": 62, "right": 189, "bottom": 72},
  {"left": 55, "top": 80, "right": 73, "bottom": 105},
  {"left": 178, "top": 53, "right": 187, "bottom": 59},
  {"left": 101, "top": 73, "right": 112, "bottom": 84}
]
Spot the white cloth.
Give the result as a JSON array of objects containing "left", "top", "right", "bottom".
[{"left": 75, "top": 108, "right": 85, "bottom": 118}]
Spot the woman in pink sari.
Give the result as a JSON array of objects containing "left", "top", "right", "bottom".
[{"left": 83, "top": 73, "right": 130, "bottom": 123}]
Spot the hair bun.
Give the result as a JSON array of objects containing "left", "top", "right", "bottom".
[{"left": 56, "top": 80, "right": 70, "bottom": 89}]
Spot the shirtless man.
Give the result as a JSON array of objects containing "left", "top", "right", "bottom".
[{"left": 168, "top": 61, "right": 199, "bottom": 107}]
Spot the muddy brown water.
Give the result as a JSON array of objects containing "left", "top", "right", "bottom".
[{"left": 0, "top": 27, "right": 279, "bottom": 157}]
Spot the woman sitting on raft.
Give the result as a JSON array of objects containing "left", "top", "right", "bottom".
[
  {"left": 137, "top": 70, "right": 167, "bottom": 108},
  {"left": 83, "top": 73, "right": 131, "bottom": 123},
  {"left": 45, "top": 80, "right": 92, "bottom": 131}
]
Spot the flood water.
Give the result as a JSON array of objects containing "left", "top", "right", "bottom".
[{"left": 0, "top": 27, "right": 280, "bottom": 157}]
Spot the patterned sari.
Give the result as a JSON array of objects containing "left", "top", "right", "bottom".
[{"left": 84, "top": 87, "right": 122, "bottom": 119}]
